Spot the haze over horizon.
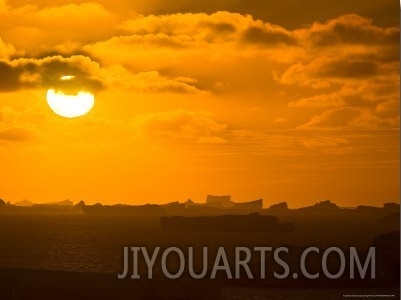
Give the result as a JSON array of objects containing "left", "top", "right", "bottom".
[{"left": 0, "top": 0, "right": 399, "bottom": 207}]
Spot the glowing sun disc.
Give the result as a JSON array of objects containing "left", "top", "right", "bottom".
[{"left": 46, "top": 89, "right": 95, "bottom": 118}]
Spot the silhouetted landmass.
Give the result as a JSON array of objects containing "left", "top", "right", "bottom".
[
  {"left": 14, "top": 199, "right": 34, "bottom": 207},
  {"left": 268, "top": 201, "right": 289, "bottom": 212},
  {"left": 356, "top": 205, "right": 382, "bottom": 213},
  {"left": 182, "top": 195, "right": 263, "bottom": 213},
  {"left": 383, "top": 202, "right": 400, "bottom": 212},
  {"left": 298, "top": 200, "right": 339, "bottom": 212},
  {"left": 372, "top": 231, "right": 400, "bottom": 284},
  {"left": 84, "top": 203, "right": 165, "bottom": 215},
  {"left": 33, "top": 199, "right": 73, "bottom": 207},
  {"left": 206, "top": 194, "right": 232, "bottom": 207},
  {"left": 233, "top": 199, "right": 263, "bottom": 210},
  {"left": 74, "top": 200, "right": 86, "bottom": 208},
  {"left": 0, "top": 197, "right": 399, "bottom": 219}
]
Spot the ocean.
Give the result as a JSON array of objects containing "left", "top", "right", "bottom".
[{"left": 0, "top": 212, "right": 395, "bottom": 274}]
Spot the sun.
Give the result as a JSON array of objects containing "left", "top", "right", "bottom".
[{"left": 46, "top": 75, "right": 95, "bottom": 118}]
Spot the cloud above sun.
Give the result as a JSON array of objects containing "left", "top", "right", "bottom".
[{"left": 1, "top": 5, "right": 398, "bottom": 129}]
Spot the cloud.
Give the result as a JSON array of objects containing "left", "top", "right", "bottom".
[
  {"left": 314, "top": 59, "right": 379, "bottom": 79},
  {"left": 299, "top": 107, "right": 399, "bottom": 130},
  {"left": 84, "top": 12, "right": 399, "bottom": 104},
  {"left": 282, "top": 57, "right": 399, "bottom": 129},
  {"left": 291, "top": 79, "right": 399, "bottom": 129},
  {"left": 241, "top": 24, "right": 296, "bottom": 46},
  {"left": 80, "top": 11, "right": 304, "bottom": 96},
  {"left": 0, "top": 54, "right": 207, "bottom": 94},
  {"left": 302, "top": 136, "right": 350, "bottom": 148},
  {"left": 289, "top": 93, "right": 346, "bottom": 109},
  {"left": 0, "top": 105, "right": 46, "bottom": 145},
  {"left": 85, "top": 11, "right": 300, "bottom": 67},
  {"left": 118, "top": 11, "right": 241, "bottom": 37},
  {"left": 0, "top": 127, "right": 36, "bottom": 142},
  {"left": 118, "top": 11, "right": 295, "bottom": 46},
  {"left": 296, "top": 14, "right": 399, "bottom": 48},
  {"left": 267, "top": 14, "right": 400, "bottom": 130},
  {"left": 135, "top": 109, "right": 227, "bottom": 143},
  {"left": 0, "top": 37, "right": 16, "bottom": 59},
  {"left": 376, "top": 98, "right": 399, "bottom": 116},
  {"left": 98, "top": 65, "right": 207, "bottom": 94},
  {"left": 276, "top": 56, "right": 396, "bottom": 88},
  {"left": 288, "top": 77, "right": 399, "bottom": 110},
  {"left": 274, "top": 14, "right": 399, "bottom": 87},
  {"left": 0, "top": 55, "right": 103, "bottom": 92},
  {"left": 0, "top": 8, "right": 398, "bottom": 131},
  {"left": 0, "top": 2, "right": 118, "bottom": 54},
  {"left": 221, "top": 129, "right": 367, "bottom": 156}
]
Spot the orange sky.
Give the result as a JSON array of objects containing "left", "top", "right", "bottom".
[{"left": 0, "top": 0, "right": 399, "bottom": 207}]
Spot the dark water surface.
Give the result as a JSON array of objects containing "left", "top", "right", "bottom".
[{"left": 0, "top": 213, "right": 397, "bottom": 273}]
